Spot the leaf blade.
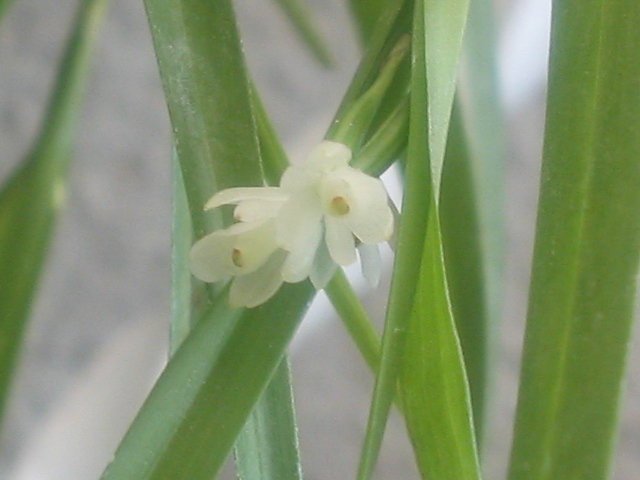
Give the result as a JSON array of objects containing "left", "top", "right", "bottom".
[
  {"left": 235, "top": 358, "right": 303, "bottom": 480},
  {"left": 508, "top": 0, "right": 640, "bottom": 478},
  {"left": 0, "top": 0, "right": 109, "bottom": 426}
]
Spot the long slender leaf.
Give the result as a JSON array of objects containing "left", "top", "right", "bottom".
[
  {"left": 347, "top": 0, "right": 394, "bottom": 46},
  {"left": 102, "top": 284, "right": 314, "bottom": 480},
  {"left": 144, "top": 0, "right": 264, "bottom": 324},
  {"left": 356, "top": 0, "right": 472, "bottom": 476},
  {"left": 401, "top": 206, "right": 481, "bottom": 480},
  {"left": 170, "top": 148, "right": 192, "bottom": 354},
  {"left": 235, "top": 358, "right": 303, "bottom": 480},
  {"left": 0, "top": 0, "right": 12, "bottom": 21},
  {"left": 144, "top": 0, "right": 263, "bottom": 239},
  {"left": 0, "top": 0, "right": 109, "bottom": 426},
  {"left": 440, "top": 102, "right": 489, "bottom": 440},
  {"left": 508, "top": 0, "right": 640, "bottom": 478}
]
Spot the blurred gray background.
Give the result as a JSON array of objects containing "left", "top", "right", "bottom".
[{"left": 0, "top": 0, "right": 638, "bottom": 479}]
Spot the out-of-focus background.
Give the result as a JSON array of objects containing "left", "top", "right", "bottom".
[{"left": 0, "top": 0, "right": 638, "bottom": 479}]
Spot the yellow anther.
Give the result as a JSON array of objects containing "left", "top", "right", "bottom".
[
  {"left": 232, "top": 248, "right": 244, "bottom": 267},
  {"left": 330, "top": 196, "right": 350, "bottom": 216}
]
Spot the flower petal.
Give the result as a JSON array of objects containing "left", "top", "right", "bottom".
[
  {"left": 280, "top": 165, "right": 319, "bottom": 192},
  {"left": 309, "top": 239, "right": 338, "bottom": 289},
  {"left": 340, "top": 170, "right": 394, "bottom": 244},
  {"left": 233, "top": 198, "right": 285, "bottom": 222},
  {"left": 189, "top": 231, "right": 237, "bottom": 283},
  {"left": 358, "top": 243, "right": 382, "bottom": 288},
  {"left": 281, "top": 219, "right": 323, "bottom": 283},
  {"left": 189, "top": 220, "right": 278, "bottom": 282},
  {"left": 306, "top": 140, "right": 352, "bottom": 172},
  {"left": 204, "top": 187, "right": 287, "bottom": 211},
  {"left": 232, "top": 220, "right": 279, "bottom": 275},
  {"left": 275, "top": 190, "right": 323, "bottom": 251},
  {"left": 325, "top": 216, "right": 356, "bottom": 265},
  {"left": 229, "top": 250, "right": 288, "bottom": 308}
]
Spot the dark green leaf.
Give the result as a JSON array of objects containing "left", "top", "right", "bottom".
[
  {"left": 440, "top": 101, "right": 490, "bottom": 439},
  {"left": 509, "top": 0, "right": 640, "bottom": 478},
  {"left": 235, "top": 358, "right": 303, "bottom": 480},
  {"left": 347, "top": 0, "right": 395, "bottom": 46}
]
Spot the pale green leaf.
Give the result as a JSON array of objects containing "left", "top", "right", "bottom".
[{"left": 0, "top": 0, "right": 109, "bottom": 425}]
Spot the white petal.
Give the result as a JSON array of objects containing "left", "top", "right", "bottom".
[
  {"left": 189, "top": 231, "right": 236, "bottom": 283},
  {"left": 233, "top": 198, "right": 285, "bottom": 222},
  {"left": 325, "top": 217, "right": 357, "bottom": 265},
  {"left": 189, "top": 220, "right": 278, "bottom": 282},
  {"left": 280, "top": 165, "right": 319, "bottom": 192},
  {"left": 204, "top": 187, "right": 287, "bottom": 211},
  {"left": 319, "top": 167, "right": 394, "bottom": 244},
  {"left": 358, "top": 243, "right": 382, "bottom": 288},
  {"left": 232, "top": 220, "right": 279, "bottom": 275},
  {"left": 229, "top": 250, "right": 288, "bottom": 308},
  {"left": 341, "top": 170, "right": 394, "bottom": 244},
  {"left": 306, "top": 141, "right": 352, "bottom": 172},
  {"left": 281, "top": 221, "right": 323, "bottom": 283},
  {"left": 309, "top": 240, "right": 338, "bottom": 289},
  {"left": 275, "top": 191, "right": 323, "bottom": 251}
]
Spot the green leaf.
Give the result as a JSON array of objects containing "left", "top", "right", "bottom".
[
  {"left": 144, "top": 0, "right": 264, "bottom": 239},
  {"left": 144, "top": 0, "right": 264, "bottom": 322},
  {"left": 347, "top": 0, "right": 394, "bottom": 46},
  {"left": 0, "top": 0, "right": 109, "bottom": 426},
  {"left": 235, "top": 358, "right": 303, "bottom": 480},
  {"left": 356, "top": 0, "right": 472, "bottom": 476},
  {"left": 508, "top": 0, "right": 640, "bottom": 479},
  {"left": 401, "top": 206, "right": 481, "bottom": 480},
  {"left": 440, "top": 102, "right": 490, "bottom": 441},
  {"left": 271, "top": 0, "right": 332, "bottom": 66},
  {"left": 102, "top": 284, "right": 315, "bottom": 480},
  {"left": 447, "top": 0, "right": 505, "bottom": 442},
  {"left": 169, "top": 148, "right": 193, "bottom": 354}
]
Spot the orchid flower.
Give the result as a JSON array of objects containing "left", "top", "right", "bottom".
[{"left": 189, "top": 141, "right": 395, "bottom": 308}]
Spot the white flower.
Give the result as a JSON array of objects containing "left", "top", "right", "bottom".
[{"left": 189, "top": 141, "right": 394, "bottom": 308}]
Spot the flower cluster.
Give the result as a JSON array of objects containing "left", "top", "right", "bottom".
[{"left": 189, "top": 141, "right": 394, "bottom": 308}]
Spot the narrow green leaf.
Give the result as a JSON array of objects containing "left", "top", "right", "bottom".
[
  {"left": 458, "top": 0, "right": 505, "bottom": 333},
  {"left": 0, "top": 0, "right": 13, "bottom": 21},
  {"left": 347, "top": 0, "right": 395, "bottom": 46},
  {"left": 423, "top": 0, "right": 471, "bottom": 199},
  {"left": 325, "top": 271, "right": 381, "bottom": 374},
  {"left": 448, "top": 0, "right": 506, "bottom": 442},
  {"left": 401, "top": 206, "right": 481, "bottom": 480},
  {"left": 509, "top": 0, "right": 640, "bottom": 479},
  {"left": 235, "top": 358, "right": 303, "bottom": 480},
  {"left": 102, "top": 284, "right": 314, "bottom": 480},
  {"left": 170, "top": 148, "right": 193, "bottom": 354},
  {"left": 440, "top": 102, "right": 490, "bottom": 440},
  {"left": 356, "top": 0, "right": 471, "bottom": 476},
  {"left": 144, "top": 0, "right": 263, "bottom": 239},
  {"left": 271, "top": 0, "right": 332, "bottom": 67},
  {"left": 327, "top": 0, "right": 412, "bottom": 144},
  {"left": 0, "top": 0, "right": 109, "bottom": 425},
  {"left": 144, "top": 0, "right": 264, "bottom": 323}
]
